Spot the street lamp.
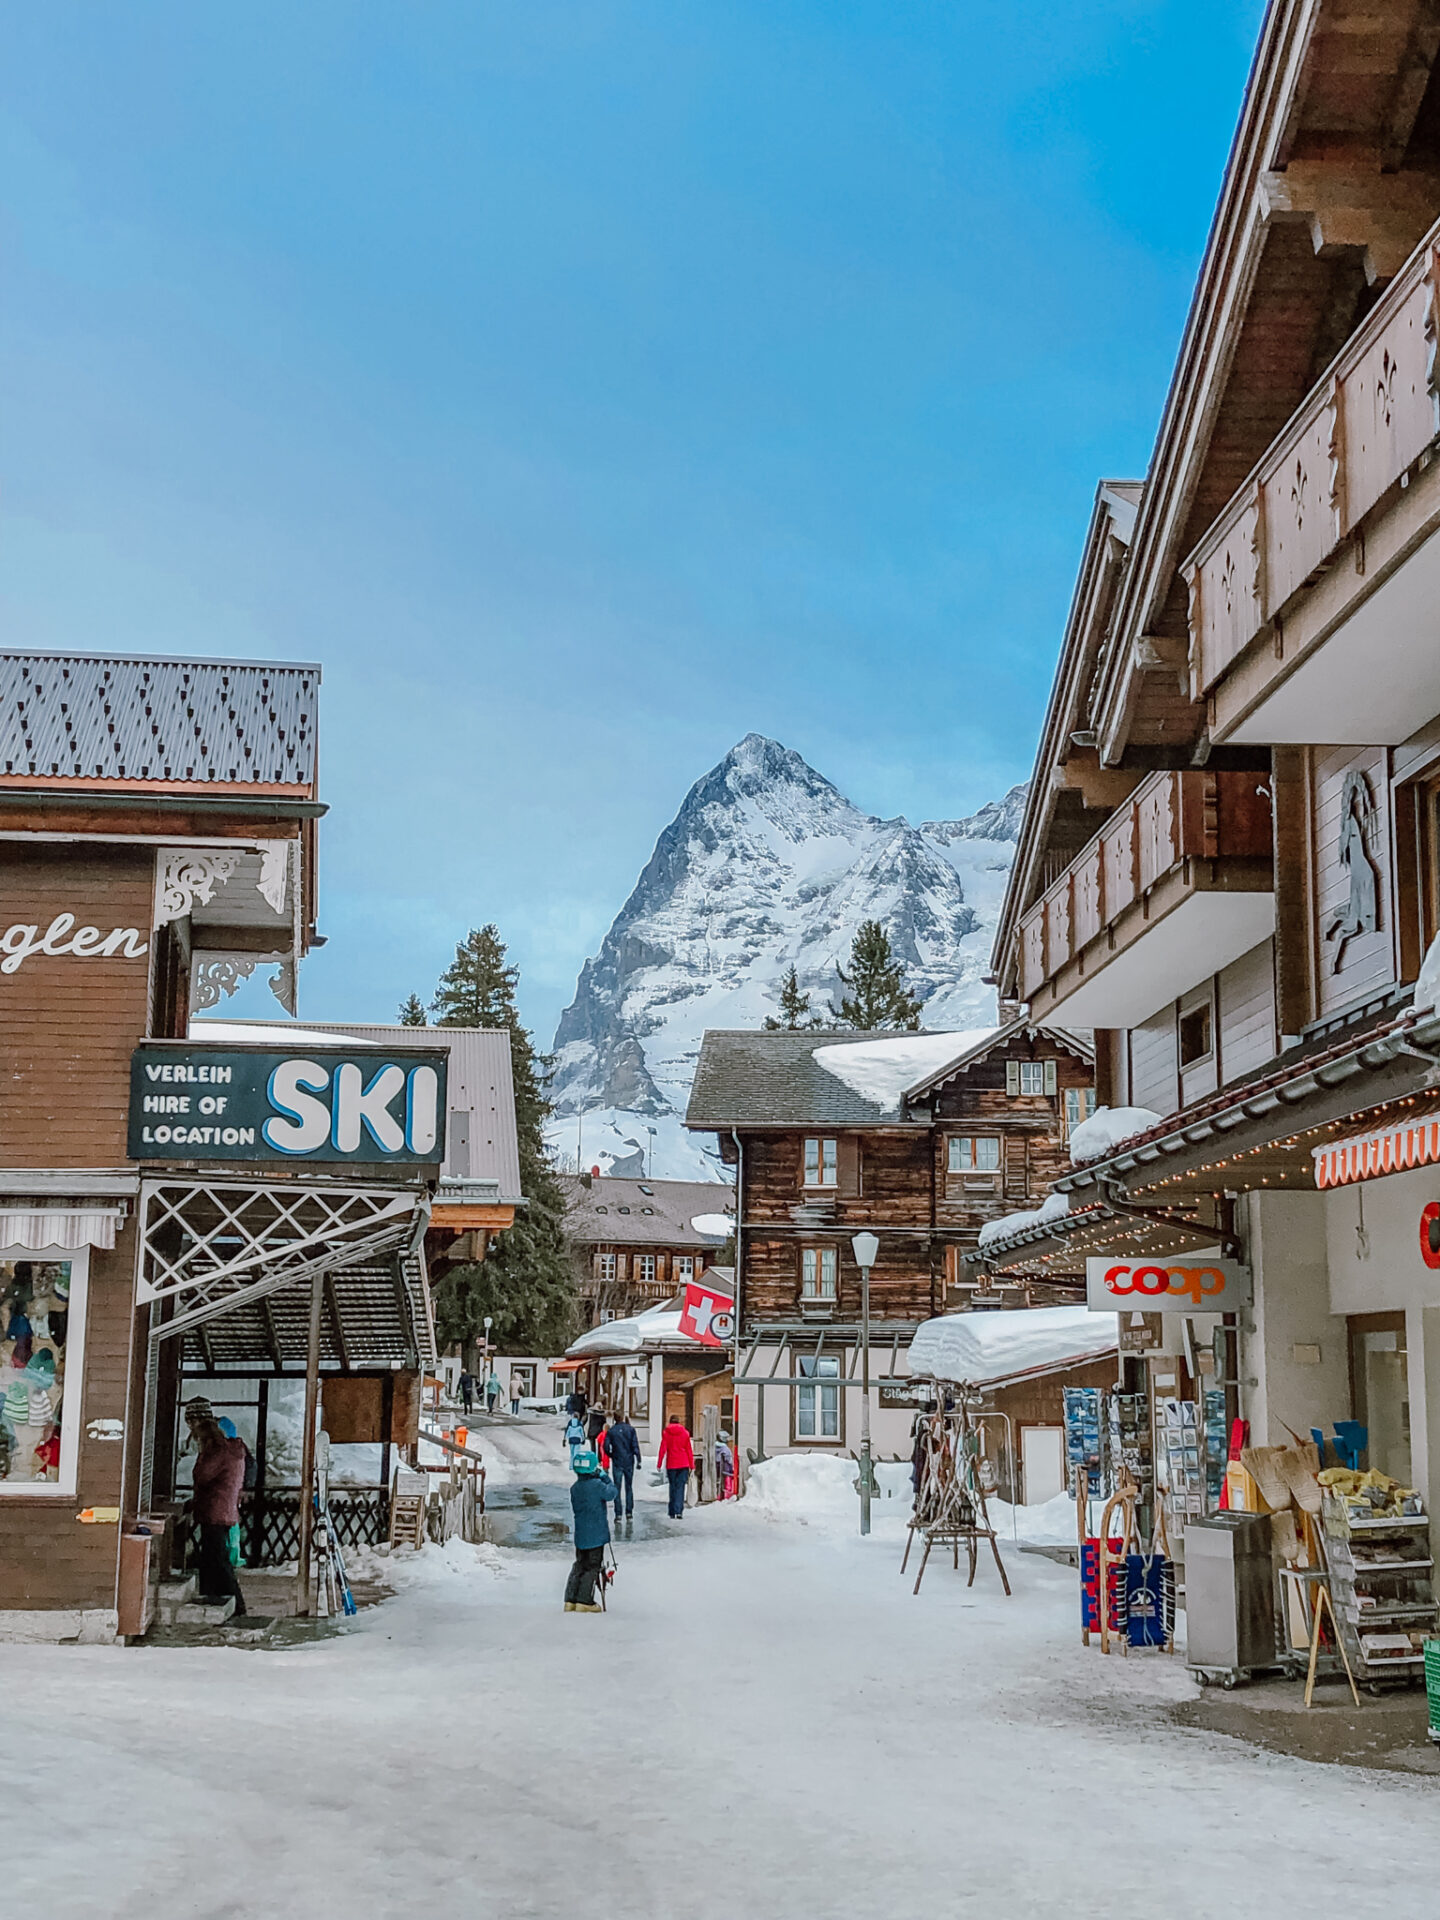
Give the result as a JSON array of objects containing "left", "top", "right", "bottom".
[
  {"left": 646, "top": 1125, "right": 657, "bottom": 1178},
  {"left": 851, "top": 1231, "right": 879, "bottom": 1536},
  {"left": 483, "top": 1315, "right": 493, "bottom": 1409}
]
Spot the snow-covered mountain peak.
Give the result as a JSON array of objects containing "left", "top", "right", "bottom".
[{"left": 547, "top": 737, "right": 1026, "bottom": 1179}]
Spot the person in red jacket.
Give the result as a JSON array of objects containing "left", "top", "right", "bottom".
[
  {"left": 656, "top": 1417, "right": 695, "bottom": 1518},
  {"left": 189, "top": 1414, "right": 249, "bottom": 1615}
]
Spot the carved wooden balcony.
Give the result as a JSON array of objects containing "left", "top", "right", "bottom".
[
  {"left": 1187, "top": 219, "right": 1440, "bottom": 746},
  {"left": 1017, "top": 769, "right": 1273, "bottom": 1027}
]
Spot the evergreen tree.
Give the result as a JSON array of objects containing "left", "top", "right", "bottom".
[
  {"left": 831, "top": 919, "right": 925, "bottom": 1031},
  {"left": 428, "top": 925, "right": 578, "bottom": 1362},
  {"left": 397, "top": 992, "right": 428, "bottom": 1026},
  {"left": 763, "top": 963, "right": 820, "bottom": 1030}
]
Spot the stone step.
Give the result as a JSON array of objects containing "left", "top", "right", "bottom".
[
  {"left": 172, "top": 1597, "right": 235, "bottom": 1627},
  {"left": 157, "top": 1577, "right": 197, "bottom": 1607}
]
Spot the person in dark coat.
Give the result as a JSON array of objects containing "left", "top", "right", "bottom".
[
  {"left": 605, "top": 1413, "right": 641, "bottom": 1518},
  {"left": 585, "top": 1406, "right": 607, "bottom": 1445},
  {"left": 565, "top": 1450, "right": 617, "bottom": 1613},
  {"left": 458, "top": 1371, "right": 475, "bottom": 1415},
  {"left": 190, "top": 1414, "right": 249, "bottom": 1615},
  {"left": 565, "top": 1387, "right": 588, "bottom": 1419}
]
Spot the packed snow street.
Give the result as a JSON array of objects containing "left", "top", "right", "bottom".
[{"left": 8, "top": 1464, "right": 1440, "bottom": 1920}]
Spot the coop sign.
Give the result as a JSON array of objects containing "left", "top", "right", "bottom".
[
  {"left": 129, "top": 1045, "right": 448, "bottom": 1166},
  {"left": 1085, "top": 1256, "right": 1251, "bottom": 1313}
]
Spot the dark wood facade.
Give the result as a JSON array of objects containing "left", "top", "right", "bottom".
[{"left": 719, "top": 1027, "right": 1094, "bottom": 1333}]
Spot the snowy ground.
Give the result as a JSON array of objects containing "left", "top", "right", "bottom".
[{"left": 7, "top": 1461, "right": 1440, "bottom": 1918}]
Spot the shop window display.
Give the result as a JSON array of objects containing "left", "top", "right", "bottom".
[{"left": 0, "top": 1259, "right": 73, "bottom": 1487}]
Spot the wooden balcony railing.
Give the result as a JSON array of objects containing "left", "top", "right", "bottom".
[
  {"left": 1017, "top": 769, "right": 1272, "bottom": 1006},
  {"left": 1187, "top": 219, "right": 1440, "bottom": 696}
]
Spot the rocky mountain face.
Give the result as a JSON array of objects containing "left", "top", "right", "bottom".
[{"left": 546, "top": 735, "right": 1025, "bottom": 1178}]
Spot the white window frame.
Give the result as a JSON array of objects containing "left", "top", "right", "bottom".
[
  {"left": 1063, "top": 1087, "right": 1096, "bottom": 1135},
  {"left": 595, "top": 1252, "right": 617, "bottom": 1282},
  {"left": 803, "top": 1137, "right": 838, "bottom": 1188},
  {"left": 0, "top": 1245, "right": 89, "bottom": 1500},
  {"left": 801, "top": 1246, "right": 838, "bottom": 1300},
  {"left": 634, "top": 1254, "right": 657, "bottom": 1285},
  {"left": 795, "top": 1355, "right": 841, "bottom": 1440},
  {"left": 948, "top": 1136, "right": 1001, "bottom": 1173},
  {"left": 675, "top": 1255, "right": 695, "bottom": 1282},
  {"left": 1019, "top": 1061, "right": 1045, "bottom": 1095}
]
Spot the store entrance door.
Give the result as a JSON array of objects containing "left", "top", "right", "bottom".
[{"left": 1348, "top": 1311, "right": 1411, "bottom": 1484}]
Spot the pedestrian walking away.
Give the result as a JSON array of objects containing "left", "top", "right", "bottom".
[
  {"left": 585, "top": 1405, "right": 607, "bottom": 1446},
  {"left": 606, "top": 1411, "right": 641, "bottom": 1518},
  {"left": 458, "top": 1371, "right": 475, "bottom": 1415},
  {"left": 485, "top": 1369, "right": 502, "bottom": 1415},
  {"left": 564, "top": 1387, "right": 588, "bottom": 1419},
  {"left": 563, "top": 1412, "right": 586, "bottom": 1464},
  {"left": 565, "top": 1449, "right": 616, "bottom": 1613},
  {"left": 656, "top": 1416, "right": 694, "bottom": 1518},
  {"left": 715, "top": 1431, "right": 736, "bottom": 1500}
]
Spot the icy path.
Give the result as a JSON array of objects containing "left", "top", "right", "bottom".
[{"left": 8, "top": 1500, "right": 1440, "bottom": 1919}]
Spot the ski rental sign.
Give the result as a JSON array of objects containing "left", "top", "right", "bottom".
[{"left": 129, "top": 1044, "right": 447, "bottom": 1167}]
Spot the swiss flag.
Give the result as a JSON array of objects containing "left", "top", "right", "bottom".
[{"left": 679, "top": 1281, "right": 735, "bottom": 1347}]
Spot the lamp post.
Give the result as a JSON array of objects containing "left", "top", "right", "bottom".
[
  {"left": 646, "top": 1126, "right": 657, "bottom": 1178},
  {"left": 851, "top": 1231, "right": 879, "bottom": 1536},
  {"left": 483, "top": 1314, "right": 493, "bottom": 1411}
]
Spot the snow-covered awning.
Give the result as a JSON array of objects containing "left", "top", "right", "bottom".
[
  {"left": 0, "top": 1206, "right": 127, "bottom": 1251},
  {"left": 1313, "top": 1103, "right": 1440, "bottom": 1190},
  {"left": 908, "top": 1306, "right": 1118, "bottom": 1388},
  {"left": 568, "top": 1306, "right": 694, "bottom": 1358}
]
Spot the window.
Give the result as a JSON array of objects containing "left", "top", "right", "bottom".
[
  {"left": 1179, "top": 1001, "right": 1213, "bottom": 1068},
  {"left": 803, "top": 1137, "right": 838, "bottom": 1187},
  {"left": 635, "top": 1254, "right": 656, "bottom": 1284},
  {"left": 1007, "top": 1060, "right": 1058, "bottom": 1097},
  {"left": 0, "top": 1253, "right": 86, "bottom": 1497},
  {"left": 641, "top": 1207, "right": 654, "bottom": 1215},
  {"left": 595, "top": 1252, "right": 617, "bottom": 1282},
  {"left": 795, "top": 1355, "right": 841, "bottom": 1440},
  {"left": 675, "top": 1256, "right": 695, "bottom": 1282},
  {"left": 600, "top": 1308, "right": 617, "bottom": 1323},
  {"left": 617, "top": 1205, "right": 631, "bottom": 1215},
  {"left": 1063, "top": 1088, "right": 1097, "bottom": 1135},
  {"left": 948, "top": 1136, "right": 1000, "bottom": 1173},
  {"left": 801, "top": 1247, "right": 838, "bottom": 1299},
  {"left": 638, "top": 1184, "right": 655, "bottom": 1196}
]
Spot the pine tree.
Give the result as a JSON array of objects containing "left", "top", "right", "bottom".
[
  {"left": 428, "top": 925, "right": 578, "bottom": 1361},
  {"left": 763, "top": 963, "right": 819, "bottom": 1030},
  {"left": 397, "top": 992, "right": 428, "bottom": 1027},
  {"left": 831, "top": 919, "right": 925, "bottom": 1031}
]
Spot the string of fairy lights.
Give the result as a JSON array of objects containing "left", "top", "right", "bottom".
[{"left": 984, "top": 1088, "right": 1440, "bottom": 1281}]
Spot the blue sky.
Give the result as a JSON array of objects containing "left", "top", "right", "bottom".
[{"left": 0, "top": 1, "right": 1265, "bottom": 1042}]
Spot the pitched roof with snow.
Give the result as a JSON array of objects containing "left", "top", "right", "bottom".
[
  {"left": 686, "top": 1021, "right": 1092, "bottom": 1128},
  {"left": 686, "top": 1029, "right": 964, "bottom": 1127},
  {"left": 561, "top": 1175, "right": 734, "bottom": 1247}
]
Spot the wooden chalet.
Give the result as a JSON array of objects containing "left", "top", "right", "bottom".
[
  {"left": 0, "top": 648, "right": 512, "bottom": 1640},
  {"left": 561, "top": 1173, "right": 734, "bottom": 1325},
  {"left": 989, "top": 0, "right": 1440, "bottom": 1575},
  {"left": 684, "top": 1024, "right": 1094, "bottom": 1459}
]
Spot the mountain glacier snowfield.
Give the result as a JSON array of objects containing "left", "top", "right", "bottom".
[{"left": 545, "top": 733, "right": 1024, "bottom": 1180}]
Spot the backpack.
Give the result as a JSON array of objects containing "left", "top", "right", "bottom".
[{"left": 565, "top": 1417, "right": 585, "bottom": 1447}]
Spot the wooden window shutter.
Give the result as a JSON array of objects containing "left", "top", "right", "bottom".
[
  {"left": 1044, "top": 1059, "right": 1058, "bottom": 1096},
  {"left": 1005, "top": 1061, "right": 1020, "bottom": 1096},
  {"left": 837, "top": 1136, "right": 861, "bottom": 1196}
]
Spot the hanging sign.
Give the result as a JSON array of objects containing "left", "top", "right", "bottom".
[
  {"left": 129, "top": 1045, "right": 447, "bottom": 1166},
  {"left": 678, "top": 1281, "right": 734, "bottom": 1346},
  {"left": 1086, "top": 1256, "right": 1251, "bottom": 1312}
]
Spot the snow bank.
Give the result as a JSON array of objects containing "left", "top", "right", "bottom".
[
  {"left": 990, "top": 1491, "right": 1078, "bottom": 1548},
  {"left": 346, "top": 1536, "right": 509, "bottom": 1590},
  {"left": 743, "top": 1452, "right": 913, "bottom": 1523},
  {"left": 812, "top": 1029, "right": 995, "bottom": 1113},
  {"left": 190, "top": 1020, "right": 377, "bottom": 1048},
  {"left": 908, "top": 1306, "right": 1118, "bottom": 1386},
  {"left": 1069, "top": 1104, "right": 1162, "bottom": 1166},
  {"left": 976, "top": 1189, "right": 1067, "bottom": 1252}
]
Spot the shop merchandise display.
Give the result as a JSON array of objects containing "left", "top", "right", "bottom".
[
  {"left": 1107, "top": 1390, "right": 1153, "bottom": 1505},
  {"left": 1159, "top": 1399, "right": 1207, "bottom": 1521},
  {"left": 1320, "top": 1474, "right": 1436, "bottom": 1683},
  {"left": 1063, "top": 1388, "right": 1106, "bottom": 1498},
  {"left": 0, "top": 1260, "right": 69, "bottom": 1483}
]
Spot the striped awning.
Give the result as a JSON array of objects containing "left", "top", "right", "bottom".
[
  {"left": 0, "top": 1206, "right": 126, "bottom": 1251},
  {"left": 1313, "top": 1105, "right": 1440, "bottom": 1190}
]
